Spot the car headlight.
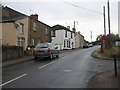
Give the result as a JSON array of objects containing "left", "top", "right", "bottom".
[{"left": 27, "top": 47, "right": 30, "bottom": 50}]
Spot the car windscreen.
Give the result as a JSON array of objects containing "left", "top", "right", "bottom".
[{"left": 35, "top": 43, "right": 49, "bottom": 49}]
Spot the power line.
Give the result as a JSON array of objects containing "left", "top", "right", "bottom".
[{"left": 63, "top": 2, "right": 103, "bottom": 14}]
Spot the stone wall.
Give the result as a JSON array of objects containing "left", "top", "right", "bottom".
[{"left": 2, "top": 46, "right": 24, "bottom": 61}]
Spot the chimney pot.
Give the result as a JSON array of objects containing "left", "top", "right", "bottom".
[
  {"left": 67, "top": 26, "right": 70, "bottom": 30},
  {"left": 30, "top": 14, "right": 38, "bottom": 20}
]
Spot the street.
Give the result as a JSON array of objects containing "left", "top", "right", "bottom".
[{"left": 2, "top": 46, "right": 113, "bottom": 88}]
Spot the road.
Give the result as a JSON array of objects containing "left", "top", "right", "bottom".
[{"left": 2, "top": 46, "right": 113, "bottom": 88}]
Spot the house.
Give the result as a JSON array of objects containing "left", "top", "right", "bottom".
[
  {"left": 79, "top": 33, "right": 85, "bottom": 48},
  {"left": 51, "top": 25, "right": 75, "bottom": 50},
  {"left": 74, "top": 31, "right": 85, "bottom": 48},
  {"left": 1, "top": 6, "right": 29, "bottom": 50},
  {"left": 0, "top": 6, "right": 51, "bottom": 50},
  {"left": 28, "top": 14, "right": 51, "bottom": 47},
  {"left": 75, "top": 31, "right": 81, "bottom": 48}
]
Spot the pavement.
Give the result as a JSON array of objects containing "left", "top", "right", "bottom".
[
  {"left": 2, "top": 49, "right": 77, "bottom": 67},
  {"left": 2, "top": 56, "right": 34, "bottom": 67},
  {"left": 88, "top": 48, "right": 119, "bottom": 88}
]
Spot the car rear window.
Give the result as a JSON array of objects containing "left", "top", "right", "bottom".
[{"left": 35, "top": 43, "right": 49, "bottom": 48}]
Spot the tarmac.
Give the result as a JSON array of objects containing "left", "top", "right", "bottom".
[
  {"left": 2, "top": 49, "right": 76, "bottom": 67},
  {"left": 88, "top": 48, "right": 119, "bottom": 88},
  {"left": 1, "top": 48, "right": 119, "bottom": 88}
]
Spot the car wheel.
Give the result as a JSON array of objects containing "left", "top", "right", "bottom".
[
  {"left": 56, "top": 54, "right": 59, "bottom": 58},
  {"left": 49, "top": 54, "right": 53, "bottom": 60},
  {"left": 34, "top": 57, "right": 38, "bottom": 60}
]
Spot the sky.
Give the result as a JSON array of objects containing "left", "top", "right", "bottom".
[{"left": 1, "top": 0, "right": 119, "bottom": 42}]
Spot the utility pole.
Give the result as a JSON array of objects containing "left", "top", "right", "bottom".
[
  {"left": 108, "top": 0, "right": 111, "bottom": 35},
  {"left": 91, "top": 31, "right": 92, "bottom": 43},
  {"left": 103, "top": 6, "right": 106, "bottom": 35},
  {"left": 73, "top": 21, "right": 78, "bottom": 29}
]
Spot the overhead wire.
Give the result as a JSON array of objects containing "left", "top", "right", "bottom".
[{"left": 63, "top": 2, "right": 103, "bottom": 14}]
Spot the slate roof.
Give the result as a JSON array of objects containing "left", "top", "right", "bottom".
[
  {"left": 0, "top": 6, "right": 28, "bottom": 22},
  {"left": 52, "top": 24, "right": 75, "bottom": 33},
  {"left": 0, "top": 6, "right": 51, "bottom": 28}
]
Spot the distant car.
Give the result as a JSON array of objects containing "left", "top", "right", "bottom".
[
  {"left": 88, "top": 44, "right": 93, "bottom": 47},
  {"left": 33, "top": 43, "right": 59, "bottom": 60},
  {"left": 83, "top": 44, "right": 89, "bottom": 48}
]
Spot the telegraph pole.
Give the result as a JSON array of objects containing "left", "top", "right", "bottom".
[
  {"left": 91, "top": 31, "right": 92, "bottom": 43},
  {"left": 73, "top": 21, "right": 78, "bottom": 29},
  {"left": 103, "top": 6, "right": 106, "bottom": 35},
  {"left": 108, "top": 0, "right": 111, "bottom": 35}
]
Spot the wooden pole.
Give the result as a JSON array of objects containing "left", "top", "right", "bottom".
[{"left": 103, "top": 6, "right": 106, "bottom": 35}]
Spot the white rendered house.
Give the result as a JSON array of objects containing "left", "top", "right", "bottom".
[{"left": 51, "top": 25, "right": 75, "bottom": 50}]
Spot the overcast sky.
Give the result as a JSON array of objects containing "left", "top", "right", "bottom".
[{"left": 1, "top": 0, "right": 119, "bottom": 42}]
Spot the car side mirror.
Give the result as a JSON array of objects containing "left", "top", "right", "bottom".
[{"left": 55, "top": 47, "right": 58, "bottom": 49}]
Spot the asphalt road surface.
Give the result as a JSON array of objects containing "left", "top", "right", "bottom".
[{"left": 2, "top": 46, "right": 113, "bottom": 88}]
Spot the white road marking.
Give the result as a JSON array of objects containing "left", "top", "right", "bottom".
[
  {"left": 0, "top": 73, "right": 27, "bottom": 87},
  {"left": 38, "top": 61, "right": 56, "bottom": 69},
  {"left": 63, "top": 70, "right": 72, "bottom": 72},
  {"left": 61, "top": 55, "right": 70, "bottom": 59}
]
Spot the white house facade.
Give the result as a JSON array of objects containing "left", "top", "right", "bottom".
[{"left": 51, "top": 25, "right": 75, "bottom": 50}]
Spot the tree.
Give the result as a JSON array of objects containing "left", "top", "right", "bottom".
[{"left": 96, "top": 34, "right": 103, "bottom": 41}]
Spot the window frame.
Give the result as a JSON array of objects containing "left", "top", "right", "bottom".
[
  {"left": 19, "top": 23, "right": 24, "bottom": 34},
  {"left": 65, "top": 30, "right": 67, "bottom": 38},
  {"left": 33, "top": 22, "right": 37, "bottom": 31}
]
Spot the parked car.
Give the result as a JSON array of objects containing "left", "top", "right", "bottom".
[
  {"left": 88, "top": 44, "right": 93, "bottom": 47},
  {"left": 83, "top": 44, "right": 89, "bottom": 48},
  {"left": 33, "top": 43, "right": 59, "bottom": 60}
]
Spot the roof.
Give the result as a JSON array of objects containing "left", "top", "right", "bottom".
[
  {"left": 0, "top": 6, "right": 51, "bottom": 28},
  {"left": 52, "top": 24, "right": 75, "bottom": 33},
  {"left": 1, "top": 6, "right": 28, "bottom": 23}
]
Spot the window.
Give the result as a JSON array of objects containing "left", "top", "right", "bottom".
[
  {"left": 51, "top": 30, "right": 56, "bottom": 37},
  {"left": 71, "top": 32, "right": 73, "bottom": 38},
  {"left": 37, "top": 39, "right": 41, "bottom": 43},
  {"left": 31, "top": 39, "right": 34, "bottom": 46},
  {"left": 19, "top": 23, "right": 24, "bottom": 34},
  {"left": 69, "top": 40, "right": 70, "bottom": 48},
  {"left": 33, "top": 22, "right": 37, "bottom": 31},
  {"left": 45, "top": 28, "right": 48, "bottom": 35},
  {"left": 65, "top": 30, "right": 67, "bottom": 37},
  {"left": 17, "top": 37, "right": 25, "bottom": 47},
  {"left": 67, "top": 40, "right": 69, "bottom": 47},
  {"left": 64, "top": 40, "right": 66, "bottom": 47}
]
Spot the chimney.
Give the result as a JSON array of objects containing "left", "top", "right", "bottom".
[
  {"left": 67, "top": 26, "right": 70, "bottom": 30},
  {"left": 78, "top": 31, "right": 80, "bottom": 34},
  {"left": 30, "top": 14, "right": 38, "bottom": 20},
  {"left": 72, "top": 28, "right": 76, "bottom": 32}
]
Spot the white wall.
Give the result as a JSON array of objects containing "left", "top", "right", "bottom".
[
  {"left": 52, "top": 30, "right": 64, "bottom": 50},
  {"left": 52, "top": 29, "right": 75, "bottom": 50}
]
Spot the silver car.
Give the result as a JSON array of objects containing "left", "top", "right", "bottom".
[{"left": 33, "top": 43, "right": 59, "bottom": 60}]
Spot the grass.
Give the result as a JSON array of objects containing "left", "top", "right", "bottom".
[
  {"left": 102, "top": 47, "right": 120, "bottom": 58},
  {"left": 102, "top": 49, "right": 113, "bottom": 58}
]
